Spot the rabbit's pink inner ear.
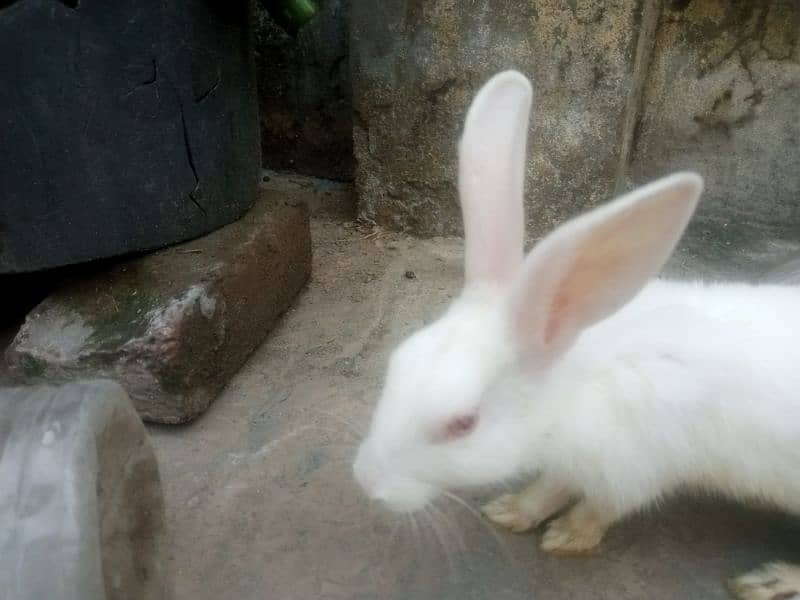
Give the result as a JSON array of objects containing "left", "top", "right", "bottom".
[
  {"left": 458, "top": 71, "right": 532, "bottom": 287},
  {"left": 509, "top": 172, "right": 704, "bottom": 360},
  {"left": 509, "top": 249, "right": 583, "bottom": 360},
  {"left": 543, "top": 290, "right": 571, "bottom": 347}
]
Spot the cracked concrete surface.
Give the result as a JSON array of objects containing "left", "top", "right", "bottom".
[{"left": 148, "top": 215, "right": 800, "bottom": 600}]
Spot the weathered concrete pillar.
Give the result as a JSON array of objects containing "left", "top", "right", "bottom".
[
  {"left": 351, "top": 0, "right": 645, "bottom": 238},
  {"left": 628, "top": 1, "right": 800, "bottom": 276}
]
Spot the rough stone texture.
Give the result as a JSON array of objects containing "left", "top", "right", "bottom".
[
  {"left": 351, "top": 0, "right": 642, "bottom": 237},
  {"left": 5, "top": 190, "right": 311, "bottom": 424},
  {"left": 0, "top": 0, "right": 261, "bottom": 273},
  {"left": 761, "top": 254, "right": 800, "bottom": 284},
  {"left": 255, "top": 0, "right": 353, "bottom": 180},
  {"left": 149, "top": 216, "right": 800, "bottom": 600},
  {"left": 628, "top": 0, "right": 800, "bottom": 276},
  {"left": 350, "top": 0, "right": 800, "bottom": 275},
  {"left": 260, "top": 168, "right": 356, "bottom": 218},
  {"left": 0, "top": 380, "right": 170, "bottom": 600}
]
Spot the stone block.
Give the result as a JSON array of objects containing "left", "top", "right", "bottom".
[
  {"left": 6, "top": 191, "right": 311, "bottom": 424},
  {"left": 350, "top": 0, "right": 644, "bottom": 237},
  {"left": 0, "top": 380, "right": 170, "bottom": 600}
]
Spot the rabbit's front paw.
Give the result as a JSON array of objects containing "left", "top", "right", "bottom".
[
  {"left": 540, "top": 501, "right": 607, "bottom": 555},
  {"left": 482, "top": 479, "right": 571, "bottom": 534},
  {"left": 482, "top": 494, "right": 537, "bottom": 533},
  {"left": 729, "top": 562, "right": 800, "bottom": 600}
]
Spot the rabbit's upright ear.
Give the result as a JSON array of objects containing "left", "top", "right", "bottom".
[
  {"left": 508, "top": 172, "right": 704, "bottom": 361},
  {"left": 459, "top": 71, "right": 533, "bottom": 288}
]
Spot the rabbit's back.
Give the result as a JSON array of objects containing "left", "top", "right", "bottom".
[{"left": 567, "top": 279, "right": 800, "bottom": 513}]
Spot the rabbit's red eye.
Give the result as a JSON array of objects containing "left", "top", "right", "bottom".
[{"left": 435, "top": 414, "right": 478, "bottom": 443}]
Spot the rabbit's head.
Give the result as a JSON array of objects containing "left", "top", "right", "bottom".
[{"left": 353, "top": 71, "right": 703, "bottom": 513}]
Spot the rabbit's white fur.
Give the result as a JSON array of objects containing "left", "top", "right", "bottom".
[{"left": 352, "top": 71, "right": 800, "bottom": 597}]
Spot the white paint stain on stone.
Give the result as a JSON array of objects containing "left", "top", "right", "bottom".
[
  {"left": 20, "top": 310, "right": 95, "bottom": 362},
  {"left": 199, "top": 292, "right": 217, "bottom": 319},
  {"left": 41, "top": 430, "right": 55, "bottom": 446},
  {"left": 145, "top": 284, "right": 217, "bottom": 336}
]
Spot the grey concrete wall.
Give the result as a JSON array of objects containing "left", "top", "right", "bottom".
[
  {"left": 629, "top": 1, "right": 800, "bottom": 274},
  {"left": 350, "top": 0, "right": 800, "bottom": 272}
]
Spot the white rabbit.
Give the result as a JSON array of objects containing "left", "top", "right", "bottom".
[{"left": 352, "top": 70, "right": 800, "bottom": 600}]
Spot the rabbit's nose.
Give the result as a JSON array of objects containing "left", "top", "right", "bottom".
[{"left": 353, "top": 446, "right": 435, "bottom": 512}]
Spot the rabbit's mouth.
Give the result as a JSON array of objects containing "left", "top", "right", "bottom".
[
  {"left": 353, "top": 447, "right": 437, "bottom": 512},
  {"left": 372, "top": 478, "right": 438, "bottom": 513}
]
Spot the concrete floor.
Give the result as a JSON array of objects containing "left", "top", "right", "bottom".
[{"left": 147, "top": 214, "right": 800, "bottom": 600}]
